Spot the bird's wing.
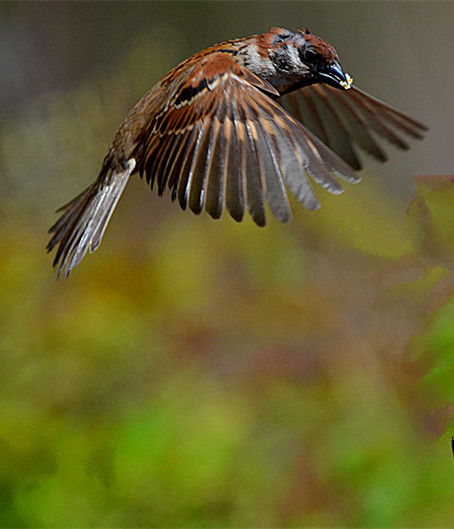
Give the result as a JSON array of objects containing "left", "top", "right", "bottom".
[
  {"left": 282, "top": 84, "right": 428, "bottom": 170},
  {"left": 134, "top": 53, "right": 359, "bottom": 227}
]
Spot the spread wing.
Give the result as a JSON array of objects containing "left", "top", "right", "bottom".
[
  {"left": 283, "top": 84, "right": 428, "bottom": 170},
  {"left": 133, "top": 53, "right": 359, "bottom": 227}
]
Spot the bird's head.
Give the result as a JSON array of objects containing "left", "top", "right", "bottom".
[{"left": 266, "top": 27, "right": 353, "bottom": 92}]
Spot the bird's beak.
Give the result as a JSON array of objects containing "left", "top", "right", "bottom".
[{"left": 318, "top": 60, "right": 353, "bottom": 90}]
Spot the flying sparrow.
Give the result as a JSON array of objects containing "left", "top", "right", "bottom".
[{"left": 47, "top": 27, "right": 427, "bottom": 277}]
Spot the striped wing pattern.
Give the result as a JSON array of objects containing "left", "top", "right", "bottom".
[
  {"left": 284, "top": 84, "right": 428, "bottom": 170},
  {"left": 48, "top": 52, "right": 428, "bottom": 277},
  {"left": 135, "top": 55, "right": 359, "bottom": 227}
]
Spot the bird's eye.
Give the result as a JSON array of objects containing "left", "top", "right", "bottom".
[{"left": 304, "top": 48, "right": 317, "bottom": 63}]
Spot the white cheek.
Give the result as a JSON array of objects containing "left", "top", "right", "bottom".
[{"left": 287, "top": 46, "right": 309, "bottom": 75}]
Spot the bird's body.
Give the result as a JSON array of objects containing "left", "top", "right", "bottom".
[{"left": 48, "top": 27, "right": 427, "bottom": 277}]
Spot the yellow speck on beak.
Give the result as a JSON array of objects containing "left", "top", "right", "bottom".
[{"left": 341, "top": 73, "right": 353, "bottom": 89}]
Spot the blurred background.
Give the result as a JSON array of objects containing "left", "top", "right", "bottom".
[{"left": 1, "top": 1, "right": 454, "bottom": 526}]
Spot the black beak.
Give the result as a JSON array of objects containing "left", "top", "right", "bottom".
[{"left": 318, "top": 60, "right": 352, "bottom": 90}]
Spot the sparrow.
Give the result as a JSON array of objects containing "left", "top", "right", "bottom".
[{"left": 47, "top": 27, "right": 427, "bottom": 277}]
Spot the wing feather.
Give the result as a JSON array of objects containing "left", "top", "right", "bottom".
[
  {"left": 258, "top": 95, "right": 357, "bottom": 187},
  {"left": 302, "top": 85, "right": 363, "bottom": 170},
  {"left": 319, "top": 85, "right": 393, "bottom": 160},
  {"left": 241, "top": 108, "right": 266, "bottom": 226},
  {"left": 166, "top": 126, "right": 198, "bottom": 201},
  {"left": 138, "top": 54, "right": 422, "bottom": 226},
  {"left": 252, "top": 113, "right": 292, "bottom": 223},
  {"left": 282, "top": 82, "right": 427, "bottom": 171},
  {"left": 225, "top": 93, "right": 245, "bottom": 222},
  {"left": 205, "top": 100, "right": 228, "bottom": 219},
  {"left": 189, "top": 116, "right": 216, "bottom": 214},
  {"left": 178, "top": 124, "right": 205, "bottom": 211}
]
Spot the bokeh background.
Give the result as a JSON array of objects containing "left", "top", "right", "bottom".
[{"left": 1, "top": 1, "right": 454, "bottom": 526}]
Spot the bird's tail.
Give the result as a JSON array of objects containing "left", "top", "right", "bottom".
[{"left": 47, "top": 159, "right": 136, "bottom": 278}]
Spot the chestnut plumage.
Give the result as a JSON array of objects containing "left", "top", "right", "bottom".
[{"left": 47, "top": 27, "right": 427, "bottom": 277}]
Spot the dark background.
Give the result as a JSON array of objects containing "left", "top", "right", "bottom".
[{"left": 1, "top": 2, "right": 454, "bottom": 527}]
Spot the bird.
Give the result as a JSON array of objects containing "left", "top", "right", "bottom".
[{"left": 47, "top": 26, "right": 427, "bottom": 278}]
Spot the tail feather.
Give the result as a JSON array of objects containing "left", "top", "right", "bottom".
[{"left": 47, "top": 159, "right": 135, "bottom": 278}]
